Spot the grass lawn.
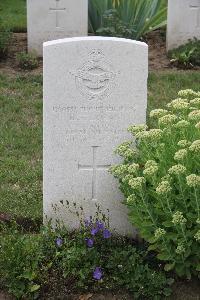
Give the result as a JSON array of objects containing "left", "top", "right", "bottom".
[
  {"left": 0, "top": 0, "right": 26, "bottom": 32},
  {"left": 0, "top": 71, "right": 200, "bottom": 222},
  {"left": 0, "top": 74, "right": 42, "bottom": 221}
]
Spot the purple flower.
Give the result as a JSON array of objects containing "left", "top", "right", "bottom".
[
  {"left": 93, "top": 267, "right": 103, "bottom": 280},
  {"left": 85, "top": 238, "right": 94, "bottom": 248},
  {"left": 55, "top": 237, "right": 63, "bottom": 247},
  {"left": 91, "top": 227, "right": 99, "bottom": 236},
  {"left": 103, "top": 229, "right": 111, "bottom": 239},
  {"left": 96, "top": 221, "right": 104, "bottom": 230}
]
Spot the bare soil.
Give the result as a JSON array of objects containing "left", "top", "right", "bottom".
[
  {"left": 1, "top": 278, "right": 200, "bottom": 300},
  {"left": 147, "top": 30, "right": 172, "bottom": 71},
  {"left": 0, "top": 31, "right": 184, "bottom": 77},
  {"left": 0, "top": 33, "right": 42, "bottom": 76},
  {"left": 0, "top": 292, "right": 133, "bottom": 300}
]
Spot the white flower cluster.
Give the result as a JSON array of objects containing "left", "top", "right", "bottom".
[
  {"left": 143, "top": 160, "right": 158, "bottom": 176},
  {"left": 188, "top": 110, "right": 200, "bottom": 121},
  {"left": 124, "top": 149, "right": 136, "bottom": 160},
  {"left": 158, "top": 114, "right": 177, "bottom": 127},
  {"left": 127, "top": 194, "right": 137, "bottom": 205},
  {"left": 156, "top": 180, "right": 172, "bottom": 195},
  {"left": 186, "top": 174, "right": 200, "bottom": 187},
  {"left": 168, "top": 164, "right": 186, "bottom": 176},
  {"left": 189, "top": 140, "right": 200, "bottom": 154},
  {"left": 115, "top": 141, "right": 131, "bottom": 154},
  {"left": 110, "top": 164, "right": 128, "bottom": 177},
  {"left": 194, "top": 230, "right": 200, "bottom": 242},
  {"left": 136, "top": 129, "right": 163, "bottom": 143},
  {"left": 174, "top": 120, "right": 190, "bottom": 129},
  {"left": 167, "top": 98, "right": 189, "bottom": 111},
  {"left": 178, "top": 89, "right": 200, "bottom": 98},
  {"left": 128, "top": 124, "right": 148, "bottom": 135},
  {"left": 190, "top": 98, "right": 200, "bottom": 107},
  {"left": 128, "top": 163, "right": 140, "bottom": 175},
  {"left": 177, "top": 140, "right": 191, "bottom": 148},
  {"left": 150, "top": 109, "right": 168, "bottom": 119},
  {"left": 122, "top": 174, "right": 134, "bottom": 184},
  {"left": 154, "top": 228, "right": 166, "bottom": 239},
  {"left": 115, "top": 142, "right": 137, "bottom": 160},
  {"left": 129, "top": 177, "right": 146, "bottom": 190},
  {"left": 145, "top": 160, "right": 158, "bottom": 168},
  {"left": 174, "top": 149, "right": 188, "bottom": 161},
  {"left": 172, "top": 211, "right": 187, "bottom": 225},
  {"left": 144, "top": 166, "right": 158, "bottom": 176},
  {"left": 175, "top": 243, "right": 186, "bottom": 254}
]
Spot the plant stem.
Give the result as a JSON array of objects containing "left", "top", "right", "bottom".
[
  {"left": 141, "top": 192, "right": 156, "bottom": 227},
  {"left": 181, "top": 225, "right": 187, "bottom": 243},
  {"left": 194, "top": 188, "right": 200, "bottom": 220},
  {"left": 178, "top": 176, "right": 187, "bottom": 211}
]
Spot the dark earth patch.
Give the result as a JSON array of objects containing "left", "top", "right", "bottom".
[{"left": 1, "top": 30, "right": 198, "bottom": 77}]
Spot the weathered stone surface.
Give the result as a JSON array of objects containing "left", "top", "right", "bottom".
[
  {"left": 43, "top": 37, "right": 148, "bottom": 236},
  {"left": 167, "top": 0, "right": 200, "bottom": 50},
  {"left": 27, "top": 0, "right": 88, "bottom": 56}
]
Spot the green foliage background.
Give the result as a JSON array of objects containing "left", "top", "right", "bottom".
[
  {"left": 0, "top": 0, "right": 167, "bottom": 39},
  {"left": 0, "top": 0, "right": 27, "bottom": 32},
  {"left": 89, "top": 0, "right": 167, "bottom": 39}
]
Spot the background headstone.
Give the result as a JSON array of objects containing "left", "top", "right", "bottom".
[
  {"left": 167, "top": 0, "right": 200, "bottom": 51},
  {"left": 27, "top": 0, "right": 88, "bottom": 56},
  {"left": 43, "top": 37, "right": 148, "bottom": 236}
]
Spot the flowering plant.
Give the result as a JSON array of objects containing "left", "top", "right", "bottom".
[
  {"left": 1, "top": 218, "right": 173, "bottom": 299},
  {"left": 110, "top": 89, "right": 200, "bottom": 278}
]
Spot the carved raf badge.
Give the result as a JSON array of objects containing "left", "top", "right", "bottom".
[{"left": 71, "top": 49, "right": 116, "bottom": 100}]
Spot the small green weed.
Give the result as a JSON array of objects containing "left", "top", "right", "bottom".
[
  {"left": 16, "top": 52, "right": 39, "bottom": 70},
  {"left": 169, "top": 39, "right": 200, "bottom": 68}
]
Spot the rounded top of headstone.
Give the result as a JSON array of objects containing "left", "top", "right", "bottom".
[{"left": 43, "top": 36, "right": 148, "bottom": 49}]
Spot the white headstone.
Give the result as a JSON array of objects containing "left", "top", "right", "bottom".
[
  {"left": 27, "top": 0, "right": 88, "bottom": 56},
  {"left": 167, "top": 0, "right": 200, "bottom": 51},
  {"left": 43, "top": 37, "right": 148, "bottom": 236}
]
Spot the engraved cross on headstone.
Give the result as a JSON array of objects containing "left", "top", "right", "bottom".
[
  {"left": 190, "top": 0, "right": 200, "bottom": 28},
  {"left": 49, "top": 0, "right": 66, "bottom": 29},
  {"left": 78, "top": 146, "right": 111, "bottom": 201}
]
